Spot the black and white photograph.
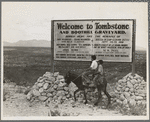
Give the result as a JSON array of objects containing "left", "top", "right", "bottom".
[{"left": 1, "top": 1, "right": 149, "bottom": 120}]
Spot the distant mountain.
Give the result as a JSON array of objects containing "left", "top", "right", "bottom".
[{"left": 3, "top": 40, "right": 51, "bottom": 47}]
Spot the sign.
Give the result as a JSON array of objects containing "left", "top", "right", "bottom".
[{"left": 52, "top": 19, "right": 134, "bottom": 62}]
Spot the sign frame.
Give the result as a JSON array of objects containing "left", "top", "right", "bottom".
[{"left": 51, "top": 19, "right": 136, "bottom": 74}]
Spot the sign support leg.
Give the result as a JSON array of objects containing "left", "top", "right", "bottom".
[
  {"left": 51, "top": 21, "right": 54, "bottom": 73},
  {"left": 132, "top": 20, "right": 136, "bottom": 76}
]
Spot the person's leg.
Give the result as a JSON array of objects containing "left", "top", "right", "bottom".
[{"left": 82, "top": 70, "right": 94, "bottom": 83}]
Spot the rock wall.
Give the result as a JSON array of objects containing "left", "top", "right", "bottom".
[
  {"left": 111, "top": 73, "right": 147, "bottom": 108},
  {"left": 27, "top": 72, "right": 147, "bottom": 109},
  {"left": 27, "top": 72, "right": 72, "bottom": 104}
]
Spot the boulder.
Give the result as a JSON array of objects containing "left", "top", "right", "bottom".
[
  {"left": 37, "top": 77, "right": 44, "bottom": 82},
  {"left": 47, "top": 87, "right": 54, "bottom": 93},
  {"left": 27, "top": 92, "right": 32, "bottom": 100},
  {"left": 122, "top": 99, "right": 128, "bottom": 105},
  {"left": 57, "top": 75, "right": 64, "bottom": 80},
  {"left": 130, "top": 79, "right": 136, "bottom": 85},
  {"left": 53, "top": 84, "right": 58, "bottom": 89},
  {"left": 39, "top": 88, "right": 44, "bottom": 93},
  {"left": 38, "top": 96, "right": 48, "bottom": 101},
  {"left": 54, "top": 72, "right": 59, "bottom": 77},
  {"left": 129, "top": 99, "right": 136, "bottom": 106},
  {"left": 130, "top": 88, "right": 134, "bottom": 93},
  {"left": 37, "top": 82, "right": 44, "bottom": 88},
  {"left": 125, "top": 88, "right": 129, "bottom": 92},
  {"left": 41, "top": 92, "right": 47, "bottom": 96},
  {"left": 119, "top": 94, "right": 125, "bottom": 101},
  {"left": 32, "top": 89, "right": 40, "bottom": 96},
  {"left": 135, "top": 96, "right": 143, "bottom": 101},
  {"left": 64, "top": 87, "right": 69, "bottom": 91},
  {"left": 123, "top": 92, "right": 130, "bottom": 101},
  {"left": 47, "top": 93, "right": 53, "bottom": 97},
  {"left": 127, "top": 81, "right": 133, "bottom": 88},
  {"left": 43, "top": 83, "right": 49, "bottom": 90},
  {"left": 56, "top": 90, "right": 65, "bottom": 96}
]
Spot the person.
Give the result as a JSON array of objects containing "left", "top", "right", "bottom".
[
  {"left": 82, "top": 55, "right": 98, "bottom": 84},
  {"left": 93, "top": 60, "right": 104, "bottom": 86}
]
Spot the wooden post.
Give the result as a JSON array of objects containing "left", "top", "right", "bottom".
[
  {"left": 132, "top": 19, "right": 136, "bottom": 76},
  {"left": 51, "top": 20, "right": 54, "bottom": 73}
]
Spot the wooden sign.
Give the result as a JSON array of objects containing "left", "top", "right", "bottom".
[{"left": 52, "top": 19, "right": 134, "bottom": 62}]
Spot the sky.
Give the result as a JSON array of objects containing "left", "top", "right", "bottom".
[{"left": 2, "top": 2, "right": 148, "bottom": 48}]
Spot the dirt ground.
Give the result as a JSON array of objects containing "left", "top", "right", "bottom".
[{"left": 3, "top": 83, "right": 122, "bottom": 117}]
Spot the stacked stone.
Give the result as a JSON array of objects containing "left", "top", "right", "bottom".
[
  {"left": 111, "top": 73, "right": 147, "bottom": 107},
  {"left": 73, "top": 86, "right": 98, "bottom": 103},
  {"left": 26, "top": 72, "right": 72, "bottom": 104}
]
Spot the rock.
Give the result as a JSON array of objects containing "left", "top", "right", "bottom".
[
  {"left": 38, "top": 96, "right": 48, "bottom": 101},
  {"left": 56, "top": 90, "right": 65, "bottom": 96},
  {"left": 57, "top": 75, "right": 64, "bottom": 80},
  {"left": 39, "top": 88, "right": 44, "bottom": 93},
  {"left": 129, "top": 99, "right": 136, "bottom": 106},
  {"left": 130, "top": 95, "right": 136, "bottom": 99},
  {"left": 130, "top": 88, "right": 134, "bottom": 92},
  {"left": 54, "top": 72, "right": 59, "bottom": 77},
  {"left": 66, "top": 94, "right": 71, "bottom": 98},
  {"left": 33, "top": 89, "right": 40, "bottom": 96},
  {"left": 64, "top": 87, "right": 69, "bottom": 91},
  {"left": 58, "top": 96, "right": 62, "bottom": 101},
  {"left": 119, "top": 94, "right": 125, "bottom": 101},
  {"left": 116, "top": 99, "right": 122, "bottom": 105},
  {"left": 43, "top": 83, "right": 49, "bottom": 90},
  {"left": 43, "top": 72, "right": 53, "bottom": 77},
  {"left": 53, "top": 85, "right": 58, "bottom": 89},
  {"left": 27, "top": 92, "right": 32, "bottom": 100},
  {"left": 49, "top": 77, "right": 56, "bottom": 82},
  {"left": 116, "top": 87, "right": 121, "bottom": 91},
  {"left": 45, "top": 80, "right": 52, "bottom": 83},
  {"left": 53, "top": 92, "right": 56, "bottom": 96},
  {"left": 37, "top": 82, "right": 44, "bottom": 87},
  {"left": 54, "top": 80, "right": 60, "bottom": 85},
  {"left": 122, "top": 99, "right": 128, "bottom": 105},
  {"left": 135, "top": 96, "right": 143, "bottom": 100},
  {"left": 139, "top": 94, "right": 146, "bottom": 97},
  {"left": 57, "top": 86, "right": 64, "bottom": 90},
  {"left": 58, "top": 82, "right": 67, "bottom": 87},
  {"left": 47, "top": 87, "right": 54, "bottom": 93},
  {"left": 60, "top": 79, "right": 65, "bottom": 83},
  {"left": 53, "top": 96, "right": 57, "bottom": 100},
  {"left": 37, "top": 77, "right": 44, "bottom": 82},
  {"left": 24, "top": 88, "right": 31, "bottom": 95},
  {"left": 137, "top": 100, "right": 142, "bottom": 105},
  {"left": 41, "top": 92, "right": 47, "bottom": 96},
  {"left": 127, "top": 81, "right": 133, "bottom": 88},
  {"left": 47, "top": 93, "right": 53, "bottom": 97},
  {"left": 137, "top": 90, "right": 146, "bottom": 94},
  {"left": 62, "top": 96, "right": 67, "bottom": 100},
  {"left": 130, "top": 79, "right": 136, "bottom": 85},
  {"left": 134, "top": 84, "right": 138, "bottom": 88},
  {"left": 125, "top": 88, "right": 129, "bottom": 92},
  {"left": 123, "top": 92, "right": 130, "bottom": 100}
]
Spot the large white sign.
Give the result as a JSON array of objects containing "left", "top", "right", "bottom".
[{"left": 53, "top": 20, "right": 133, "bottom": 62}]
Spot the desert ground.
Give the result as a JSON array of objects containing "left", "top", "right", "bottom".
[{"left": 3, "top": 47, "right": 147, "bottom": 117}]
